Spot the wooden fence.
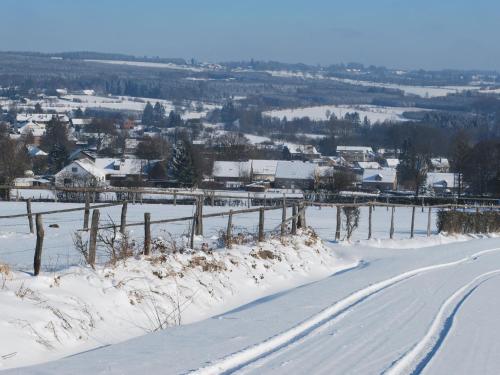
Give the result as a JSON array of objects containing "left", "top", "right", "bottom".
[{"left": 1, "top": 195, "right": 499, "bottom": 276}]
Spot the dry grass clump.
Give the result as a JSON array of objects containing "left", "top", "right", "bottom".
[
  {"left": 188, "top": 256, "right": 226, "bottom": 272},
  {"left": 0, "top": 263, "right": 10, "bottom": 276},
  {"left": 250, "top": 249, "right": 281, "bottom": 261}
]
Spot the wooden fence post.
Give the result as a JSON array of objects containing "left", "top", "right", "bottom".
[
  {"left": 195, "top": 196, "right": 203, "bottom": 236},
  {"left": 301, "top": 204, "right": 307, "bottom": 228},
  {"left": 335, "top": 206, "right": 341, "bottom": 241},
  {"left": 33, "top": 214, "right": 44, "bottom": 276},
  {"left": 226, "top": 210, "right": 233, "bottom": 249},
  {"left": 258, "top": 207, "right": 265, "bottom": 242},
  {"left": 120, "top": 201, "right": 128, "bottom": 234},
  {"left": 427, "top": 206, "right": 432, "bottom": 237},
  {"left": 368, "top": 204, "right": 372, "bottom": 240},
  {"left": 88, "top": 209, "right": 100, "bottom": 267},
  {"left": 291, "top": 205, "right": 297, "bottom": 235},
  {"left": 173, "top": 191, "right": 177, "bottom": 206},
  {"left": 26, "top": 198, "right": 34, "bottom": 234},
  {"left": 390, "top": 206, "right": 395, "bottom": 239},
  {"left": 83, "top": 193, "right": 90, "bottom": 230},
  {"left": 211, "top": 191, "right": 215, "bottom": 207},
  {"left": 144, "top": 212, "right": 151, "bottom": 255},
  {"left": 410, "top": 206, "right": 416, "bottom": 238},
  {"left": 190, "top": 213, "right": 196, "bottom": 249},
  {"left": 281, "top": 198, "right": 287, "bottom": 241}
]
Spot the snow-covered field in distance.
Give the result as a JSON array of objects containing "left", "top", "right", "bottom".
[
  {"left": 262, "top": 69, "right": 482, "bottom": 98},
  {"left": 263, "top": 104, "right": 429, "bottom": 123},
  {"left": 0, "top": 95, "right": 219, "bottom": 119},
  {"left": 327, "top": 76, "right": 481, "bottom": 98},
  {"left": 84, "top": 59, "right": 207, "bottom": 72}
]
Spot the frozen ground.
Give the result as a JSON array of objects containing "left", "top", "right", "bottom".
[{"left": 1, "top": 201, "right": 499, "bottom": 374}]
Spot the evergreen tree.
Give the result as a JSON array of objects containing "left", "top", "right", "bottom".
[
  {"left": 171, "top": 140, "right": 198, "bottom": 186},
  {"left": 41, "top": 117, "right": 71, "bottom": 172},
  {"left": 74, "top": 107, "right": 84, "bottom": 118},
  {"left": 34, "top": 103, "right": 43, "bottom": 113},
  {"left": 152, "top": 102, "right": 166, "bottom": 126},
  {"left": 142, "top": 102, "right": 154, "bottom": 126},
  {"left": 167, "top": 110, "right": 182, "bottom": 127}
]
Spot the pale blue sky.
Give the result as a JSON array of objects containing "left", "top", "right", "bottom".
[{"left": 1, "top": 0, "right": 499, "bottom": 70}]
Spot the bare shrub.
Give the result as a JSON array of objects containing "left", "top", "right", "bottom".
[
  {"left": 437, "top": 210, "right": 500, "bottom": 234},
  {"left": 73, "top": 232, "right": 89, "bottom": 265},
  {"left": 98, "top": 221, "right": 135, "bottom": 265},
  {"left": 342, "top": 207, "right": 360, "bottom": 240},
  {"left": 152, "top": 232, "right": 186, "bottom": 254},
  {"left": 218, "top": 227, "right": 256, "bottom": 248}
]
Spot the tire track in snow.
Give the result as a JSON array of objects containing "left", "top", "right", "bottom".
[
  {"left": 385, "top": 270, "right": 500, "bottom": 375},
  {"left": 191, "top": 247, "right": 500, "bottom": 375}
]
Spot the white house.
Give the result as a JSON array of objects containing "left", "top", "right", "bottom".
[{"left": 55, "top": 159, "right": 106, "bottom": 188}]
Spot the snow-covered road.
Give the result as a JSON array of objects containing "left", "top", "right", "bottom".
[{"left": 7, "top": 235, "right": 500, "bottom": 375}]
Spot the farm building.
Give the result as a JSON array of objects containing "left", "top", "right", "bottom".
[{"left": 274, "top": 161, "right": 317, "bottom": 189}]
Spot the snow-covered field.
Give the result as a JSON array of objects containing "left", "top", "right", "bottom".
[
  {"left": 261, "top": 69, "right": 481, "bottom": 98},
  {"left": 264, "top": 104, "right": 429, "bottom": 123},
  {"left": 84, "top": 59, "right": 207, "bottom": 72},
  {"left": 1, "top": 201, "right": 499, "bottom": 374},
  {"left": 328, "top": 76, "right": 481, "bottom": 98},
  {"left": 0, "top": 95, "right": 219, "bottom": 119}
]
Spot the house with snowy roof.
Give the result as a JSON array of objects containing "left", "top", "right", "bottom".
[
  {"left": 274, "top": 161, "right": 317, "bottom": 189},
  {"left": 212, "top": 161, "right": 252, "bottom": 187},
  {"left": 94, "top": 158, "right": 159, "bottom": 185},
  {"left": 356, "top": 161, "right": 381, "bottom": 170},
  {"left": 18, "top": 121, "right": 46, "bottom": 138},
  {"left": 430, "top": 158, "right": 450, "bottom": 173},
  {"left": 283, "top": 143, "right": 321, "bottom": 161},
  {"left": 250, "top": 160, "right": 279, "bottom": 181},
  {"left": 336, "top": 146, "right": 374, "bottom": 162},
  {"left": 16, "top": 113, "right": 69, "bottom": 125},
  {"left": 362, "top": 168, "right": 397, "bottom": 191},
  {"left": 384, "top": 158, "right": 400, "bottom": 169},
  {"left": 55, "top": 159, "right": 107, "bottom": 188},
  {"left": 426, "top": 172, "right": 456, "bottom": 194},
  {"left": 27, "top": 145, "right": 48, "bottom": 158}
]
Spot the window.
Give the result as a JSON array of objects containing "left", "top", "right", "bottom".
[{"left": 72, "top": 167, "right": 78, "bottom": 173}]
